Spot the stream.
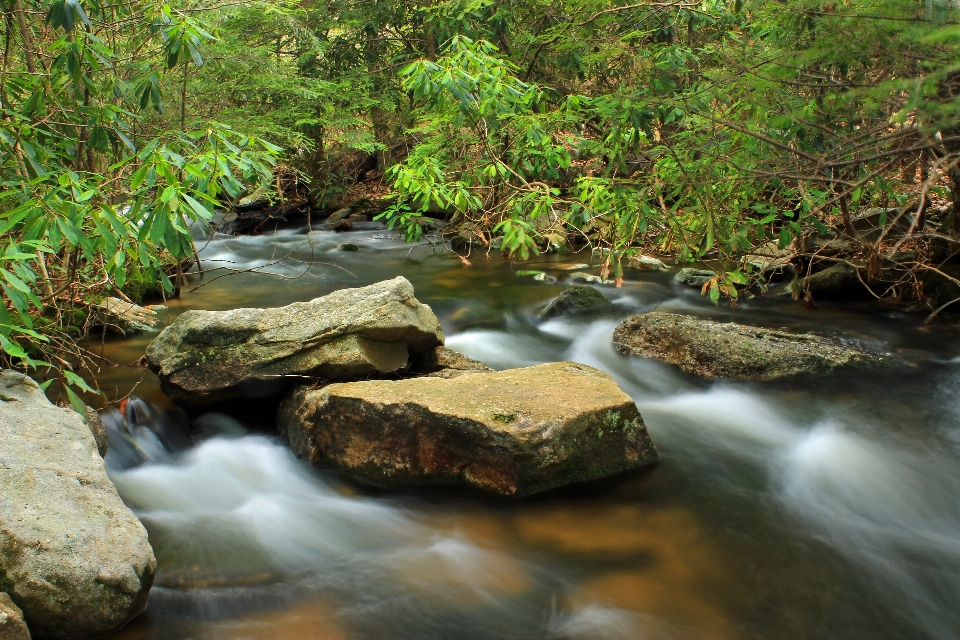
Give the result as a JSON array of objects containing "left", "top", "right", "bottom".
[{"left": 94, "top": 222, "right": 960, "bottom": 640}]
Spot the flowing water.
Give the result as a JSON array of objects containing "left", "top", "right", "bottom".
[{"left": 93, "top": 222, "right": 960, "bottom": 640}]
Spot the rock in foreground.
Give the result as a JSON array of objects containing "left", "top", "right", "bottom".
[
  {"left": 146, "top": 277, "right": 444, "bottom": 405},
  {"left": 0, "top": 371, "right": 156, "bottom": 640},
  {"left": 279, "top": 362, "right": 658, "bottom": 496},
  {"left": 613, "top": 312, "right": 892, "bottom": 380}
]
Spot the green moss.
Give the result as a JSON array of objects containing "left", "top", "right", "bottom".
[{"left": 493, "top": 412, "right": 517, "bottom": 423}]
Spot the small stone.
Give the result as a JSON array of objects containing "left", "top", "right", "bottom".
[
  {"left": 628, "top": 255, "right": 668, "bottom": 271},
  {"left": 339, "top": 244, "right": 359, "bottom": 252},
  {"left": 540, "top": 285, "right": 612, "bottom": 321},
  {"left": 673, "top": 268, "right": 716, "bottom": 288},
  {"left": 88, "top": 297, "right": 162, "bottom": 335}
]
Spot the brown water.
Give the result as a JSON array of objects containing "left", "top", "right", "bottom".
[{"left": 96, "top": 222, "right": 960, "bottom": 640}]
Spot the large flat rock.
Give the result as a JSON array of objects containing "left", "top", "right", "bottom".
[
  {"left": 146, "top": 277, "right": 444, "bottom": 405},
  {"left": 278, "top": 362, "right": 658, "bottom": 496},
  {"left": 613, "top": 312, "right": 893, "bottom": 380},
  {"left": 0, "top": 371, "right": 156, "bottom": 640}
]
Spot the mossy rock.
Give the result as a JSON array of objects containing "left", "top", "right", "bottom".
[
  {"left": 613, "top": 312, "right": 898, "bottom": 380},
  {"left": 540, "top": 285, "right": 612, "bottom": 320}
]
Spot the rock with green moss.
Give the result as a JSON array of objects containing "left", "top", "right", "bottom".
[
  {"left": 0, "top": 371, "right": 156, "bottom": 640},
  {"left": 146, "top": 277, "right": 444, "bottom": 405},
  {"left": 540, "top": 285, "right": 612, "bottom": 320},
  {"left": 613, "top": 312, "right": 894, "bottom": 380},
  {"left": 278, "top": 361, "right": 658, "bottom": 497},
  {"left": 0, "top": 592, "right": 30, "bottom": 640}
]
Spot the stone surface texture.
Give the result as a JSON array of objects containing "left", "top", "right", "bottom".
[
  {"left": 540, "top": 285, "right": 612, "bottom": 320},
  {"left": 0, "top": 592, "right": 30, "bottom": 640},
  {"left": 613, "top": 312, "right": 892, "bottom": 380},
  {"left": 0, "top": 371, "right": 156, "bottom": 640},
  {"left": 88, "top": 297, "right": 164, "bottom": 334},
  {"left": 146, "top": 277, "right": 444, "bottom": 405},
  {"left": 278, "top": 362, "right": 658, "bottom": 496}
]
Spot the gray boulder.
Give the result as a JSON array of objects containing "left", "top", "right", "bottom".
[
  {"left": 613, "top": 312, "right": 893, "bottom": 380},
  {"left": 278, "top": 362, "right": 658, "bottom": 497},
  {"left": 146, "top": 277, "right": 444, "bottom": 405},
  {"left": 0, "top": 371, "right": 156, "bottom": 639},
  {"left": 0, "top": 592, "right": 30, "bottom": 640},
  {"left": 88, "top": 297, "right": 165, "bottom": 335},
  {"left": 540, "top": 285, "right": 612, "bottom": 320}
]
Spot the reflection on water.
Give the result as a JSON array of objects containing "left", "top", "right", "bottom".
[{"left": 98, "top": 224, "right": 960, "bottom": 639}]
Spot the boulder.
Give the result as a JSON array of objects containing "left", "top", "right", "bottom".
[
  {"left": 278, "top": 362, "right": 658, "bottom": 497},
  {"left": 613, "top": 312, "right": 893, "bottom": 380},
  {"left": 88, "top": 297, "right": 164, "bottom": 335},
  {"left": 674, "top": 268, "right": 715, "bottom": 288},
  {"left": 0, "top": 371, "right": 156, "bottom": 639},
  {"left": 408, "top": 346, "right": 493, "bottom": 378},
  {"left": 326, "top": 207, "right": 352, "bottom": 223},
  {"left": 540, "top": 286, "right": 612, "bottom": 320},
  {"left": 628, "top": 255, "right": 668, "bottom": 271},
  {"left": 803, "top": 263, "right": 873, "bottom": 300},
  {"left": 146, "top": 277, "right": 444, "bottom": 405},
  {"left": 0, "top": 593, "right": 30, "bottom": 640}
]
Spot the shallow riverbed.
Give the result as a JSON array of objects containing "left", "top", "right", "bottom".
[{"left": 97, "top": 223, "right": 960, "bottom": 640}]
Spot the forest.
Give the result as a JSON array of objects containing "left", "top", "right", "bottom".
[
  {"left": 1, "top": 0, "right": 959, "bottom": 392},
  {"left": 3, "top": 3, "right": 960, "bottom": 640}
]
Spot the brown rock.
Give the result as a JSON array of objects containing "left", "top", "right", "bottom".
[
  {"left": 278, "top": 362, "right": 658, "bottom": 496},
  {"left": 0, "top": 593, "right": 30, "bottom": 640}
]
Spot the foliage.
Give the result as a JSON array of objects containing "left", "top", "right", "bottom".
[{"left": 0, "top": 0, "right": 279, "bottom": 396}]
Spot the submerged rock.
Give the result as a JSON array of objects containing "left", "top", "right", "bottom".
[
  {"left": 613, "top": 312, "right": 892, "bottom": 380},
  {"left": 146, "top": 277, "right": 444, "bottom": 405},
  {"left": 0, "top": 371, "right": 156, "bottom": 639},
  {"left": 278, "top": 362, "right": 658, "bottom": 497},
  {"left": 540, "top": 285, "right": 612, "bottom": 321},
  {"left": 88, "top": 297, "right": 164, "bottom": 334},
  {"left": 0, "top": 593, "right": 30, "bottom": 640}
]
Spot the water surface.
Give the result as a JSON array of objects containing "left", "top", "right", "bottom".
[{"left": 98, "top": 223, "right": 960, "bottom": 639}]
